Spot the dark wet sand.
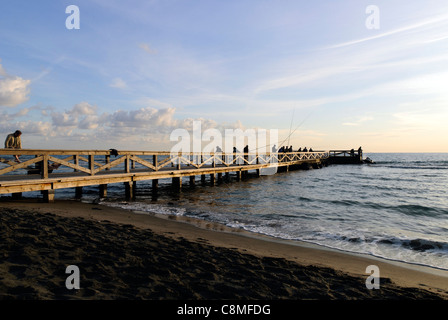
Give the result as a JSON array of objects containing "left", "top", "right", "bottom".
[{"left": 1, "top": 199, "right": 447, "bottom": 300}]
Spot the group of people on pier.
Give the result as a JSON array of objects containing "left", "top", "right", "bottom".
[
  {"left": 273, "top": 145, "right": 314, "bottom": 153},
  {"left": 217, "top": 145, "right": 316, "bottom": 154}
]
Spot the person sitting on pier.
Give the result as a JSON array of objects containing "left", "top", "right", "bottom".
[
  {"left": 288, "top": 146, "right": 293, "bottom": 152},
  {"left": 298, "top": 147, "right": 302, "bottom": 152},
  {"left": 216, "top": 146, "right": 222, "bottom": 152},
  {"left": 309, "top": 148, "right": 313, "bottom": 152},
  {"left": 4, "top": 130, "right": 22, "bottom": 163},
  {"left": 28, "top": 160, "right": 61, "bottom": 175},
  {"left": 272, "top": 145, "right": 277, "bottom": 153},
  {"left": 303, "top": 147, "right": 308, "bottom": 152},
  {"left": 278, "top": 146, "right": 284, "bottom": 153}
]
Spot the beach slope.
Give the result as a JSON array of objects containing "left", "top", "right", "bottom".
[{"left": 1, "top": 200, "right": 447, "bottom": 300}]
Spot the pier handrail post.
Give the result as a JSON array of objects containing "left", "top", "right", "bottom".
[
  {"left": 177, "top": 152, "right": 181, "bottom": 170},
  {"left": 89, "top": 155, "right": 95, "bottom": 175},
  {"left": 41, "top": 154, "right": 49, "bottom": 179},
  {"left": 153, "top": 154, "right": 158, "bottom": 171},
  {"left": 125, "top": 154, "right": 131, "bottom": 173},
  {"left": 74, "top": 154, "right": 79, "bottom": 172},
  {"left": 105, "top": 154, "right": 110, "bottom": 171}
]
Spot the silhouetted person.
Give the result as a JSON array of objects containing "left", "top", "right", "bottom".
[
  {"left": 109, "top": 148, "right": 119, "bottom": 157},
  {"left": 243, "top": 145, "right": 249, "bottom": 162},
  {"left": 5, "top": 130, "right": 22, "bottom": 162}
]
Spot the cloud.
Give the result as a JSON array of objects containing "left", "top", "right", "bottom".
[
  {"left": 108, "top": 107, "right": 177, "bottom": 130},
  {"left": 37, "top": 101, "right": 245, "bottom": 149},
  {"left": 51, "top": 102, "right": 101, "bottom": 132},
  {"left": 328, "top": 12, "right": 448, "bottom": 49},
  {"left": 139, "top": 43, "right": 157, "bottom": 54},
  {"left": 0, "top": 60, "right": 31, "bottom": 107},
  {"left": 110, "top": 77, "right": 127, "bottom": 89},
  {"left": 342, "top": 116, "right": 374, "bottom": 127}
]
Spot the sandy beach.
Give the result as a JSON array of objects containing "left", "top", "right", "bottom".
[{"left": 1, "top": 198, "right": 447, "bottom": 300}]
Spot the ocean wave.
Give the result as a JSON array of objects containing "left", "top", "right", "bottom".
[
  {"left": 380, "top": 165, "right": 448, "bottom": 170},
  {"left": 101, "top": 201, "right": 187, "bottom": 216},
  {"left": 378, "top": 237, "right": 448, "bottom": 253},
  {"left": 394, "top": 204, "right": 447, "bottom": 217}
]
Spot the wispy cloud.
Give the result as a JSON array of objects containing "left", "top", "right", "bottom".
[
  {"left": 110, "top": 77, "right": 127, "bottom": 89},
  {"left": 342, "top": 116, "right": 374, "bottom": 127},
  {"left": 328, "top": 12, "right": 448, "bottom": 49},
  {"left": 139, "top": 43, "right": 157, "bottom": 54}
]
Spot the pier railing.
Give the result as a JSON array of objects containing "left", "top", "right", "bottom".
[
  {"left": 0, "top": 149, "right": 330, "bottom": 178},
  {"left": 0, "top": 149, "right": 330, "bottom": 201}
]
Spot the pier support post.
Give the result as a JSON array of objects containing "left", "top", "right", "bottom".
[
  {"left": 75, "top": 187, "right": 83, "bottom": 199},
  {"left": 42, "top": 190, "right": 55, "bottom": 203},
  {"left": 12, "top": 192, "right": 22, "bottom": 200},
  {"left": 125, "top": 181, "right": 136, "bottom": 200},
  {"left": 210, "top": 173, "right": 215, "bottom": 186},
  {"left": 217, "top": 172, "right": 222, "bottom": 183},
  {"left": 172, "top": 177, "right": 182, "bottom": 190},
  {"left": 152, "top": 179, "right": 158, "bottom": 190},
  {"left": 99, "top": 184, "right": 107, "bottom": 198},
  {"left": 236, "top": 171, "right": 241, "bottom": 181},
  {"left": 189, "top": 175, "right": 195, "bottom": 187},
  {"left": 201, "top": 174, "right": 206, "bottom": 185}
]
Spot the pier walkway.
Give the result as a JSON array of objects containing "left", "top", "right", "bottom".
[{"left": 0, "top": 149, "right": 331, "bottom": 202}]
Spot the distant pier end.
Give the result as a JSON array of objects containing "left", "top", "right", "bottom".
[{"left": 328, "top": 149, "right": 365, "bottom": 164}]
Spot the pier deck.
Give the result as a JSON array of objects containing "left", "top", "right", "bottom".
[{"left": 0, "top": 149, "right": 330, "bottom": 202}]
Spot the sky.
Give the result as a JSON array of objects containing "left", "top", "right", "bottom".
[{"left": 1, "top": 0, "right": 448, "bottom": 152}]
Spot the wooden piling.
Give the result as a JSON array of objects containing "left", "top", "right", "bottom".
[
  {"left": 99, "top": 184, "right": 107, "bottom": 198},
  {"left": 75, "top": 187, "right": 83, "bottom": 199},
  {"left": 125, "top": 181, "right": 136, "bottom": 200},
  {"left": 42, "top": 190, "right": 55, "bottom": 203},
  {"left": 172, "top": 177, "right": 182, "bottom": 190}
]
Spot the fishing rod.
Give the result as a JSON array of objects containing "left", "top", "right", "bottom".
[{"left": 246, "top": 109, "right": 314, "bottom": 154}]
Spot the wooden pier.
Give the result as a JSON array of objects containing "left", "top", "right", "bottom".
[
  {"left": 0, "top": 149, "right": 331, "bottom": 202},
  {"left": 328, "top": 149, "right": 364, "bottom": 164}
]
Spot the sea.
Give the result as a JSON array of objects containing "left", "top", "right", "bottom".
[{"left": 7, "top": 153, "right": 448, "bottom": 271}]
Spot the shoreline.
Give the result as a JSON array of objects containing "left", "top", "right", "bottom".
[{"left": 1, "top": 198, "right": 447, "bottom": 299}]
